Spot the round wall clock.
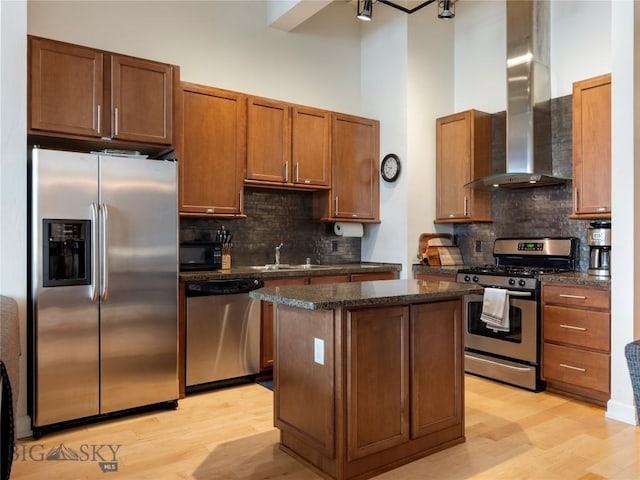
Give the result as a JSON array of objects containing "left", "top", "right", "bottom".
[{"left": 381, "top": 154, "right": 401, "bottom": 182}]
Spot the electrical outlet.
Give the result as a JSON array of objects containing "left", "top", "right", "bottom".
[
  {"left": 331, "top": 240, "right": 338, "bottom": 252},
  {"left": 314, "top": 338, "right": 325, "bottom": 365},
  {"left": 475, "top": 240, "right": 483, "bottom": 253}
]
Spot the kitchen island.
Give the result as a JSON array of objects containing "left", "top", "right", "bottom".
[{"left": 250, "top": 279, "right": 482, "bottom": 480}]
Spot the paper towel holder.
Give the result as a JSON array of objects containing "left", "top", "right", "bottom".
[{"left": 334, "top": 222, "right": 364, "bottom": 238}]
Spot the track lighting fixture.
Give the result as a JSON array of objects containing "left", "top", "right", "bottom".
[
  {"left": 438, "top": 0, "right": 455, "bottom": 19},
  {"left": 357, "top": 0, "right": 373, "bottom": 20},
  {"left": 356, "top": 0, "right": 455, "bottom": 21}
]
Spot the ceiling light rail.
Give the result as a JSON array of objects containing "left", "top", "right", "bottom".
[{"left": 357, "top": 0, "right": 455, "bottom": 20}]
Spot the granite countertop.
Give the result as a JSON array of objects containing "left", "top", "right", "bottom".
[
  {"left": 411, "top": 264, "right": 462, "bottom": 275},
  {"left": 249, "top": 278, "right": 483, "bottom": 310},
  {"left": 539, "top": 271, "right": 611, "bottom": 287},
  {"left": 412, "top": 264, "right": 611, "bottom": 288},
  {"left": 180, "top": 262, "right": 401, "bottom": 281}
]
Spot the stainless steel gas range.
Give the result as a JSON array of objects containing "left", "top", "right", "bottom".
[{"left": 456, "top": 237, "right": 578, "bottom": 391}]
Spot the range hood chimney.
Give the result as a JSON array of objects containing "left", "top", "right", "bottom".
[{"left": 467, "top": 0, "right": 569, "bottom": 190}]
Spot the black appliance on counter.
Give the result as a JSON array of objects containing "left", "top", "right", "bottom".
[
  {"left": 179, "top": 241, "right": 222, "bottom": 271},
  {"left": 456, "top": 237, "right": 578, "bottom": 391}
]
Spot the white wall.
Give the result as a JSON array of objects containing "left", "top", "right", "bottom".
[
  {"left": 359, "top": 5, "right": 409, "bottom": 273},
  {"left": 608, "top": 0, "right": 638, "bottom": 425},
  {"left": 406, "top": 6, "right": 455, "bottom": 264},
  {"left": 454, "top": 0, "right": 611, "bottom": 114},
  {"left": 0, "top": 0, "right": 28, "bottom": 435}
]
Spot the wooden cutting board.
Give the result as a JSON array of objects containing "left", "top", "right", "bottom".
[
  {"left": 437, "top": 246, "right": 464, "bottom": 266},
  {"left": 417, "top": 233, "right": 453, "bottom": 265}
]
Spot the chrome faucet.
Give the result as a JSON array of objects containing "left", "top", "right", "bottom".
[{"left": 275, "top": 243, "right": 283, "bottom": 266}]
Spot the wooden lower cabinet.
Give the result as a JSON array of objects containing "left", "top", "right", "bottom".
[
  {"left": 275, "top": 299, "right": 464, "bottom": 480},
  {"left": 346, "top": 306, "right": 410, "bottom": 460},
  {"left": 410, "top": 301, "right": 463, "bottom": 438},
  {"left": 541, "top": 282, "right": 611, "bottom": 405},
  {"left": 310, "top": 274, "right": 350, "bottom": 285},
  {"left": 349, "top": 271, "right": 397, "bottom": 282}
]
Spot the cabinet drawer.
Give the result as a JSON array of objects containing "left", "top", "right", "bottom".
[
  {"left": 542, "top": 284, "right": 610, "bottom": 310},
  {"left": 543, "top": 305, "right": 610, "bottom": 351},
  {"left": 543, "top": 343, "right": 609, "bottom": 394}
]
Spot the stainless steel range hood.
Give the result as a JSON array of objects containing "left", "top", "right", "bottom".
[{"left": 467, "top": 0, "right": 569, "bottom": 190}]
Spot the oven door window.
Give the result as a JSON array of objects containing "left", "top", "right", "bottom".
[{"left": 467, "top": 299, "right": 523, "bottom": 343}]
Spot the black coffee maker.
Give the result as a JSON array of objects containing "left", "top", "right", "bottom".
[{"left": 587, "top": 221, "right": 611, "bottom": 277}]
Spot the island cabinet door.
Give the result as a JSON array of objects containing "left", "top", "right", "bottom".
[
  {"left": 346, "top": 306, "right": 410, "bottom": 461},
  {"left": 274, "top": 305, "right": 335, "bottom": 458},
  {"left": 410, "top": 300, "right": 463, "bottom": 438}
]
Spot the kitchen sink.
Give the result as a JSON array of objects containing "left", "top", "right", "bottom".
[{"left": 249, "top": 264, "right": 333, "bottom": 271}]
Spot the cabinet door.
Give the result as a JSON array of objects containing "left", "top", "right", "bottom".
[
  {"left": 246, "top": 97, "right": 291, "bottom": 184},
  {"left": 111, "top": 55, "right": 173, "bottom": 145},
  {"left": 436, "top": 112, "right": 470, "bottom": 220},
  {"left": 331, "top": 113, "right": 380, "bottom": 220},
  {"left": 346, "top": 306, "right": 410, "bottom": 460},
  {"left": 179, "top": 83, "right": 246, "bottom": 216},
  {"left": 572, "top": 74, "right": 611, "bottom": 218},
  {"left": 435, "top": 110, "right": 492, "bottom": 223},
  {"left": 29, "top": 37, "right": 103, "bottom": 138},
  {"left": 410, "top": 301, "right": 463, "bottom": 438},
  {"left": 309, "top": 275, "right": 349, "bottom": 284},
  {"left": 350, "top": 271, "right": 397, "bottom": 282},
  {"left": 260, "top": 277, "right": 307, "bottom": 370},
  {"left": 292, "top": 106, "right": 330, "bottom": 187}
]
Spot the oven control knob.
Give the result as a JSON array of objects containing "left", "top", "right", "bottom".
[
  {"left": 508, "top": 278, "right": 516, "bottom": 286},
  {"left": 464, "top": 275, "right": 471, "bottom": 282},
  {"left": 472, "top": 276, "right": 479, "bottom": 283},
  {"left": 518, "top": 279, "right": 526, "bottom": 287}
]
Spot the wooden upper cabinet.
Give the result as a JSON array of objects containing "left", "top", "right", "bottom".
[
  {"left": 178, "top": 83, "right": 246, "bottom": 217},
  {"left": 29, "top": 36, "right": 103, "bottom": 138},
  {"left": 317, "top": 112, "right": 380, "bottom": 222},
  {"left": 111, "top": 55, "right": 173, "bottom": 145},
  {"left": 246, "top": 97, "right": 291, "bottom": 184},
  {"left": 571, "top": 73, "right": 611, "bottom": 219},
  {"left": 435, "top": 110, "right": 492, "bottom": 223},
  {"left": 28, "top": 35, "right": 174, "bottom": 148},
  {"left": 292, "top": 106, "right": 330, "bottom": 187},
  {"left": 246, "top": 99, "right": 330, "bottom": 189}
]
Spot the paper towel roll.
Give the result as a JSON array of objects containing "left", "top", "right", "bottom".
[{"left": 334, "top": 222, "right": 364, "bottom": 237}]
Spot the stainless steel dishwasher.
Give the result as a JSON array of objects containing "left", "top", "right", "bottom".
[{"left": 185, "top": 278, "right": 263, "bottom": 390}]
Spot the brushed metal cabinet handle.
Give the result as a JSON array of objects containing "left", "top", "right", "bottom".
[
  {"left": 560, "top": 324, "right": 587, "bottom": 331},
  {"left": 559, "top": 294, "right": 587, "bottom": 300},
  {"left": 560, "top": 363, "right": 586, "bottom": 372}
]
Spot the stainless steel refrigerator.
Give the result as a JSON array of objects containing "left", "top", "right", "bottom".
[{"left": 29, "top": 148, "right": 178, "bottom": 432}]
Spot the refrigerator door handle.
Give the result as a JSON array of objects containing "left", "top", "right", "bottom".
[
  {"left": 90, "top": 202, "right": 100, "bottom": 303},
  {"left": 101, "top": 203, "right": 110, "bottom": 302}
]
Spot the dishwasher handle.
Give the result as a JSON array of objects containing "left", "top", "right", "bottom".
[{"left": 185, "top": 278, "right": 264, "bottom": 297}]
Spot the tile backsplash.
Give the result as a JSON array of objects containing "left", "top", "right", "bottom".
[
  {"left": 454, "top": 95, "right": 595, "bottom": 271},
  {"left": 180, "top": 187, "right": 361, "bottom": 266}
]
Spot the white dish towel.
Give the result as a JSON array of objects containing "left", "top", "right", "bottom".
[{"left": 480, "top": 287, "right": 510, "bottom": 332}]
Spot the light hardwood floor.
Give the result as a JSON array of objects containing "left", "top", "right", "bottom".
[{"left": 12, "top": 375, "right": 640, "bottom": 480}]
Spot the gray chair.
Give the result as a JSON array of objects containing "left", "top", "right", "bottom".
[{"left": 624, "top": 340, "right": 640, "bottom": 423}]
